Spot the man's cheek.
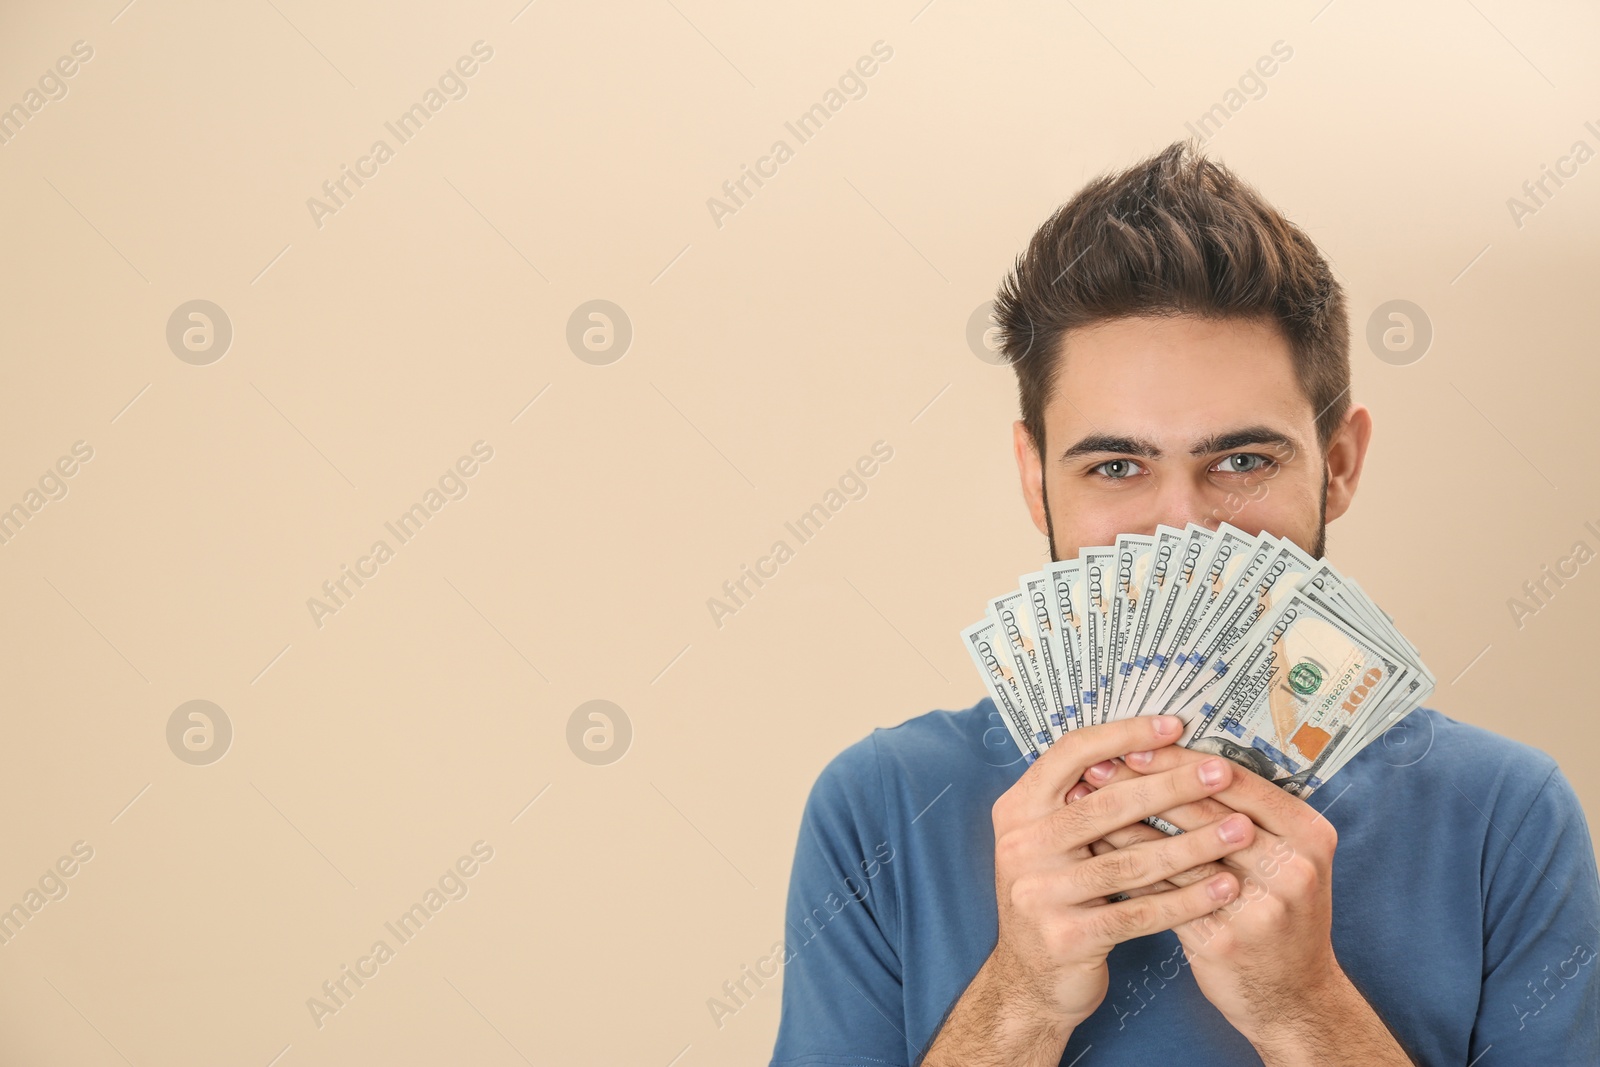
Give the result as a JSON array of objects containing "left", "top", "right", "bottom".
[
  {"left": 1241, "top": 477, "right": 1272, "bottom": 501},
  {"left": 1050, "top": 493, "right": 1142, "bottom": 553}
]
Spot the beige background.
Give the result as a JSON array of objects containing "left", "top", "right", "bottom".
[{"left": 1, "top": 0, "right": 1597, "bottom": 1063}]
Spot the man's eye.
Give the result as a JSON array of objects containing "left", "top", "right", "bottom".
[
  {"left": 1214, "top": 453, "right": 1274, "bottom": 474},
  {"left": 1092, "top": 459, "right": 1142, "bottom": 479}
]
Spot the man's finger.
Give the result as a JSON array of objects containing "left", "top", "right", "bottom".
[
  {"left": 1116, "top": 742, "right": 1323, "bottom": 838},
  {"left": 1087, "top": 837, "right": 1233, "bottom": 896},
  {"left": 1043, "top": 755, "right": 1236, "bottom": 848},
  {"left": 1081, "top": 869, "right": 1241, "bottom": 951},
  {"left": 1072, "top": 812, "right": 1255, "bottom": 904},
  {"left": 1078, "top": 784, "right": 1291, "bottom": 886},
  {"left": 1078, "top": 754, "right": 1237, "bottom": 832},
  {"left": 1011, "top": 715, "right": 1186, "bottom": 819},
  {"left": 1088, "top": 837, "right": 1175, "bottom": 898},
  {"left": 1028, "top": 811, "right": 1252, "bottom": 910}
]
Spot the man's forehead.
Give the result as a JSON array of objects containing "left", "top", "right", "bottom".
[
  {"left": 1040, "top": 315, "right": 1315, "bottom": 445},
  {"left": 1043, "top": 374, "right": 1313, "bottom": 456},
  {"left": 1045, "top": 313, "right": 1299, "bottom": 387}
]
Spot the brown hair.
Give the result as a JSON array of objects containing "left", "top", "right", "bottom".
[{"left": 993, "top": 139, "right": 1349, "bottom": 455}]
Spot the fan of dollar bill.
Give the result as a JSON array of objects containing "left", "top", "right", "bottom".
[{"left": 962, "top": 522, "right": 1434, "bottom": 798}]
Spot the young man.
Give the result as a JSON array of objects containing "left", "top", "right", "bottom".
[{"left": 769, "top": 142, "right": 1600, "bottom": 1065}]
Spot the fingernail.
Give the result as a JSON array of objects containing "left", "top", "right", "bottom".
[
  {"left": 1206, "top": 875, "right": 1235, "bottom": 902},
  {"left": 1066, "top": 783, "right": 1090, "bottom": 802},
  {"left": 1085, "top": 760, "right": 1116, "bottom": 781},
  {"left": 1218, "top": 814, "right": 1248, "bottom": 843},
  {"left": 1125, "top": 749, "right": 1152, "bottom": 767},
  {"left": 1154, "top": 716, "right": 1181, "bottom": 737},
  {"left": 1199, "top": 759, "right": 1227, "bottom": 786}
]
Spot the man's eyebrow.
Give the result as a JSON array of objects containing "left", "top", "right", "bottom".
[
  {"left": 1057, "top": 426, "right": 1302, "bottom": 464},
  {"left": 1060, "top": 434, "right": 1163, "bottom": 462},
  {"left": 1188, "top": 427, "right": 1301, "bottom": 457}
]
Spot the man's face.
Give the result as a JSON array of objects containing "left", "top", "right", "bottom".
[{"left": 1013, "top": 314, "right": 1371, "bottom": 561}]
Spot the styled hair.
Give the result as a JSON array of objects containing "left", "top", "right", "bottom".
[{"left": 993, "top": 139, "right": 1349, "bottom": 454}]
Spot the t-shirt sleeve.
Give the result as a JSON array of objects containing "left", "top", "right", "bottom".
[
  {"left": 1471, "top": 763, "right": 1600, "bottom": 1062},
  {"left": 769, "top": 733, "right": 908, "bottom": 1067}
]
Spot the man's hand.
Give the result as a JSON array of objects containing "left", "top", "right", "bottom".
[
  {"left": 1076, "top": 743, "right": 1414, "bottom": 1066},
  {"left": 923, "top": 715, "right": 1255, "bottom": 1066}
]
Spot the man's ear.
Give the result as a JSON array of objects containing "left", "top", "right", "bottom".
[
  {"left": 1013, "top": 420, "right": 1050, "bottom": 537},
  {"left": 1323, "top": 402, "right": 1373, "bottom": 523}
]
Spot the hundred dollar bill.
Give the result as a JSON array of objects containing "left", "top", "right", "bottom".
[
  {"left": 961, "top": 618, "right": 1043, "bottom": 763},
  {"left": 1299, "top": 564, "right": 1387, "bottom": 643},
  {"left": 1078, "top": 547, "right": 1116, "bottom": 726},
  {"left": 1340, "top": 577, "right": 1431, "bottom": 677},
  {"left": 1332, "top": 577, "right": 1435, "bottom": 758},
  {"left": 1120, "top": 524, "right": 1214, "bottom": 720},
  {"left": 1103, "top": 533, "right": 1157, "bottom": 722},
  {"left": 1147, "top": 530, "right": 1278, "bottom": 713},
  {"left": 1159, "top": 537, "right": 1317, "bottom": 720},
  {"left": 1021, "top": 571, "right": 1072, "bottom": 740},
  {"left": 1180, "top": 590, "right": 1408, "bottom": 796},
  {"left": 1043, "top": 560, "right": 1088, "bottom": 732},
  {"left": 1297, "top": 568, "right": 1435, "bottom": 699},
  {"left": 962, "top": 529, "right": 1435, "bottom": 802},
  {"left": 988, "top": 593, "right": 1056, "bottom": 748},
  {"left": 1130, "top": 525, "right": 1257, "bottom": 718},
  {"left": 1289, "top": 647, "right": 1426, "bottom": 785},
  {"left": 1325, "top": 672, "right": 1425, "bottom": 778},
  {"left": 1109, "top": 528, "right": 1183, "bottom": 720},
  {"left": 1336, "top": 676, "right": 1433, "bottom": 776},
  {"left": 1147, "top": 528, "right": 1299, "bottom": 716},
  {"left": 1293, "top": 578, "right": 1433, "bottom": 765}
]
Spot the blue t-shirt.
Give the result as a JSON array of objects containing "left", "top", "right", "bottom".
[{"left": 770, "top": 700, "right": 1600, "bottom": 1065}]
